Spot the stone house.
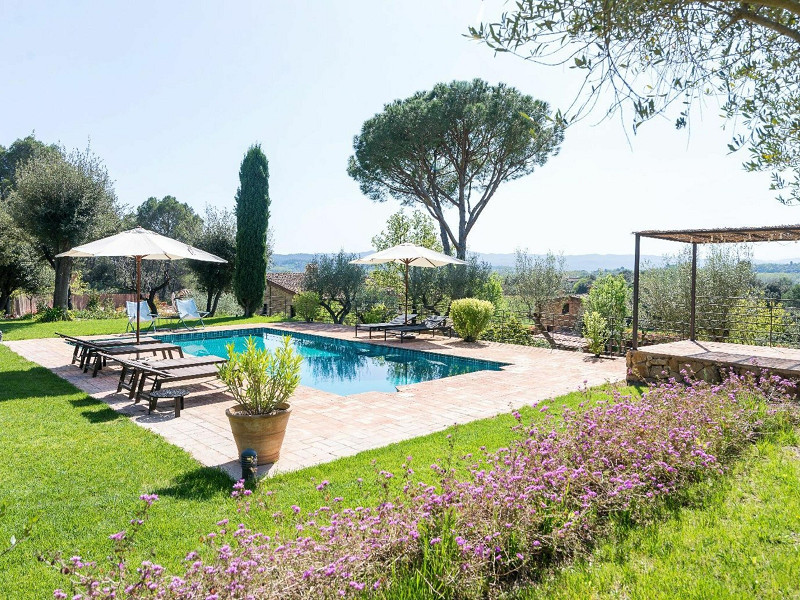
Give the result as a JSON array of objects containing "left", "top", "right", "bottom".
[
  {"left": 537, "top": 294, "right": 585, "bottom": 332},
  {"left": 263, "top": 272, "right": 305, "bottom": 316}
]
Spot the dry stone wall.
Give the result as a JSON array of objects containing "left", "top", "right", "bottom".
[{"left": 628, "top": 350, "right": 745, "bottom": 384}]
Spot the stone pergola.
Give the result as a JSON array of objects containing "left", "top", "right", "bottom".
[{"left": 631, "top": 224, "right": 800, "bottom": 349}]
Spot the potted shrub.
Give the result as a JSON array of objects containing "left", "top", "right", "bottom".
[{"left": 218, "top": 336, "right": 302, "bottom": 465}]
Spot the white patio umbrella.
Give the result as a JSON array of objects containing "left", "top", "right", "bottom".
[
  {"left": 56, "top": 226, "right": 226, "bottom": 342},
  {"left": 350, "top": 243, "right": 466, "bottom": 324}
]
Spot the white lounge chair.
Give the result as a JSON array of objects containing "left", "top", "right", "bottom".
[
  {"left": 175, "top": 298, "right": 210, "bottom": 330},
  {"left": 126, "top": 301, "right": 158, "bottom": 333}
]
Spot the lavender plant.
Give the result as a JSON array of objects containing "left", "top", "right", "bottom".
[{"left": 54, "top": 372, "right": 797, "bottom": 599}]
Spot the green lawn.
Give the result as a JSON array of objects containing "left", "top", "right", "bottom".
[
  {"left": 0, "top": 343, "right": 629, "bottom": 598},
  {"left": 0, "top": 313, "right": 292, "bottom": 341}
]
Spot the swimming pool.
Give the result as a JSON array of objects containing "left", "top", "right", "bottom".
[{"left": 159, "top": 327, "right": 506, "bottom": 396}]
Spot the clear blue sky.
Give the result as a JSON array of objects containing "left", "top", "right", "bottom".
[{"left": 2, "top": 0, "right": 799, "bottom": 261}]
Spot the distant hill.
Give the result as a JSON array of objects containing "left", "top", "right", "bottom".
[
  {"left": 270, "top": 252, "right": 664, "bottom": 273},
  {"left": 270, "top": 253, "right": 318, "bottom": 273},
  {"left": 475, "top": 253, "right": 665, "bottom": 271},
  {"left": 753, "top": 261, "right": 800, "bottom": 273}
]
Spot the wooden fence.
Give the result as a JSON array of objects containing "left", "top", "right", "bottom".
[{"left": 11, "top": 293, "right": 133, "bottom": 316}]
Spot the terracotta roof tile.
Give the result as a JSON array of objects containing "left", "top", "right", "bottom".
[{"left": 266, "top": 272, "right": 306, "bottom": 294}]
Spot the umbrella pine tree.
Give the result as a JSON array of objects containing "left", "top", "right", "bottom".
[{"left": 234, "top": 144, "right": 270, "bottom": 317}]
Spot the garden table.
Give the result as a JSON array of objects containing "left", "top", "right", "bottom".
[{"left": 147, "top": 387, "right": 190, "bottom": 418}]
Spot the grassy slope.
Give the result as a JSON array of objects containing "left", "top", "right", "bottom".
[
  {"left": 518, "top": 431, "right": 800, "bottom": 600},
  {"left": 0, "top": 344, "right": 627, "bottom": 598},
  {"left": 0, "top": 314, "right": 291, "bottom": 341}
]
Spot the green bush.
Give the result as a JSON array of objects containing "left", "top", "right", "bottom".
[
  {"left": 293, "top": 291, "right": 321, "bottom": 323},
  {"left": 586, "top": 273, "right": 629, "bottom": 336},
  {"left": 212, "top": 292, "right": 244, "bottom": 317},
  {"left": 479, "top": 272, "right": 506, "bottom": 310},
  {"left": 481, "top": 315, "right": 540, "bottom": 346},
  {"left": 450, "top": 298, "right": 495, "bottom": 342},
  {"left": 74, "top": 295, "right": 122, "bottom": 321},
  {"left": 583, "top": 310, "right": 608, "bottom": 356},
  {"left": 36, "top": 306, "right": 73, "bottom": 323},
  {"left": 360, "top": 303, "right": 392, "bottom": 324}
]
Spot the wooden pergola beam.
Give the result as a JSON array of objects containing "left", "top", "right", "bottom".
[{"left": 635, "top": 224, "right": 800, "bottom": 244}]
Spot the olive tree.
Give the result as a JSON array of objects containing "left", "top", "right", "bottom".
[
  {"left": 0, "top": 208, "right": 49, "bottom": 314},
  {"left": 116, "top": 195, "right": 203, "bottom": 310},
  {"left": 640, "top": 245, "right": 756, "bottom": 338},
  {"left": 0, "top": 135, "right": 58, "bottom": 200},
  {"left": 9, "top": 146, "right": 119, "bottom": 309},
  {"left": 506, "top": 250, "right": 566, "bottom": 347},
  {"left": 348, "top": 79, "right": 564, "bottom": 259},
  {"left": 370, "top": 209, "right": 442, "bottom": 292},
  {"left": 472, "top": 0, "right": 800, "bottom": 203},
  {"left": 304, "top": 251, "right": 366, "bottom": 324},
  {"left": 190, "top": 207, "right": 237, "bottom": 316},
  {"left": 408, "top": 255, "right": 494, "bottom": 314}
]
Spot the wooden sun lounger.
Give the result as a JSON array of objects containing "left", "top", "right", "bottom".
[
  {"left": 85, "top": 342, "right": 183, "bottom": 376},
  {"left": 383, "top": 317, "right": 452, "bottom": 343},
  {"left": 113, "top": 355, "right": 227, "bottom": 399},
  {"left": 355, "top": 314, "right": 417, "bottom": 338},
  {"left": 133, "top": 362, "right": 223, "bottom": 403},
  {"left": 56, "top": 332, "right": 159, "bottom": 368}
]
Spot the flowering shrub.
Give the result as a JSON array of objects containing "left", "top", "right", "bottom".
[
  {"left": 53, "top": 372, "right": 797, "bottom": 599},
  {"left": 216, "top": 336, "right": 302, "bottom": 415}
]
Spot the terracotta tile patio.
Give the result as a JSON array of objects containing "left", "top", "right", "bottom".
[{"left": 4, "top": 323, "right": 625, "bottom": 479}]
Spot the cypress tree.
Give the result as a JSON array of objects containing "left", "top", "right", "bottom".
[{"left": 233, "top": 144, "right": 270, "bottom": 317}]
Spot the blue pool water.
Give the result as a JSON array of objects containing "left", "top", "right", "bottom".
[{"left": 160, "top": 328, "right": 505, "bottom": 396}]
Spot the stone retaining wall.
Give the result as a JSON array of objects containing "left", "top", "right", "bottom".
[{"left": 627, "top": 349, "right": 744, "bottom": 384}]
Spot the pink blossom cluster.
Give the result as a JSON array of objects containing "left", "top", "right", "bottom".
[{"left": 55, "top": 371, "right": 796, "bottom": 599}]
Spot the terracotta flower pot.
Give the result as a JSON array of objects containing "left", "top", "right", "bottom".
[{"left": 225, "top": 406, "right": 292, "bottom": 465}]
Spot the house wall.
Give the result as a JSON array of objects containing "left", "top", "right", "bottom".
[
  {"left": 537, "top": 296, "right": 584, "bottom": 332},
  {"left": 263, "top": 284, "right": 296, "bottom": 316}
]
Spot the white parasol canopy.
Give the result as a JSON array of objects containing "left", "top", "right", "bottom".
[
  {"left": 56, "top": 226, "right": 226, "bottom": 262},
  {"left": 56, "top": 227, "right": 226, "bottom": 341},
  {"left": 350, "top": 243, "right": 466, "bottom": 324}
]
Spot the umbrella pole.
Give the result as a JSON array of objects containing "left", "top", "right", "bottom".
[
  {"left": 136, "top": 256, "right": 142, "bottom": 343},
  {"left": 404, "top": 260, "right": 409, "bottom": 325}
]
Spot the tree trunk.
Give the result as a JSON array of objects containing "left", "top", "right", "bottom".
[
  {"left": 319, "top": 301, "right": 338, "bottom": 323},
  {"left": 211, "top": 290, "right": 223, "bottom": 317},
  {"left": 146, "top": 270, "right": 171, "bottom": 314},
  {"left": 533, "top": 312, "right": 556, "bottom": 348},
  {"left": 53, "top": 256, "right": 72, "bottom": 309},
  {"left": 337, "top": 301, "right": 351, "bottom": 324},
  {"left": 206, "top": 290, "right": 214, "bottom": 314},
  {"left": 0, "top": 291, "right": 11, "bottom": 316},
  {"left": 457, "top": 194, "right": 467, "bottom": 260},
  {"left": 438, "top": 222, "right": 452, "bottom": 256}
]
